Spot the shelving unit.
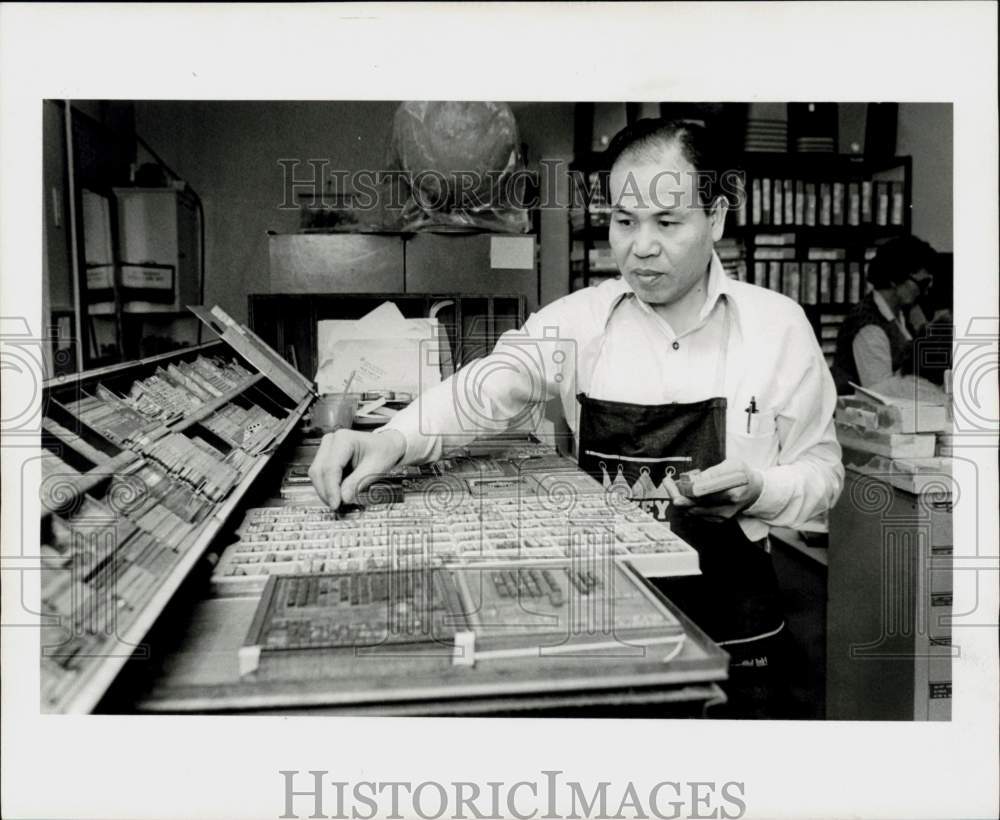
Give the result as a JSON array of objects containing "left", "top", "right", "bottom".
[
  {"left": 728, "top": 153, "right": 912, "bottom": 365},
  {"left": 38, "top": 308, "right": 314, "bottom": 713},
  {"left": 566, "top": 108, "right": 913, "bottom": 363}
]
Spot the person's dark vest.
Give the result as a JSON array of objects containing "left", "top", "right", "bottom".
[{"left": 831, "top": 293, "right": 913, "bottom": 394}]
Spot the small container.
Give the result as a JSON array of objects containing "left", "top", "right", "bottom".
[{"left": 311, "top": 393, "right": 361, "bottom": 433}]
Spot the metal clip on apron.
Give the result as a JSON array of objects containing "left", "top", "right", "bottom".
[{"left": 576, "top": 300, "right": 785, "bottom": 650}]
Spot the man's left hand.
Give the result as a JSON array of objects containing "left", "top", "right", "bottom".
[{"left": 671, "top": 459, "right": 764, "bottom": 522}]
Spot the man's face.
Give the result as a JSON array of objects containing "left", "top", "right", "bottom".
[
  {"left": 608, "top": 141, "right": 726, "bottom": 305},
  {"left": 898, "top": 267, "right": 933, "bottom": 307}
]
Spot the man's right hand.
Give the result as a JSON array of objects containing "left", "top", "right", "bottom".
[{"left": 308, "top": 429, "right": 407, "bottom": 508}]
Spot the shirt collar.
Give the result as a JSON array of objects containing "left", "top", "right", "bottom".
[
  {"left": 605, "top": 251, "right": 730, "bottom": 327},
  {"left": 872, "top": 289, "right": 899, "bottom": 322}
]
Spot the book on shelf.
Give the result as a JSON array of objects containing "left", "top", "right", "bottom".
[
  {"left": 802, "top": 262, "right": 819, "bottom": 305},
  {"left": 753, "top": 261, "right": 767, "bottom": 287},
  {"left": 833, "top": 262, "right": 847, "bottom": 303},
  {"left": 754, "top": 232, "right": 796, "bottom": 246},
  {"left": 832, "top": 181, "right": 845, "bottom": 226},
  {"left": 751, "top": 179, "right": 762, "bottom": 225},
  {"left": 773, "top": 178, "right": 783, "bottom": 226},
  {"left": 848, "top": 262, "right": 862, "bottom": 303},
  {"left": 861, "top": 180, "right": 873, "bottom": 223},
  {"left": 819, "top": 183, "right": 832, "bottom": 226},
  {"left": 876, "top": 182, "right": 890, "bottom": 225},
  {"left": 794, "top": 180, "right": 805, "bottom": 225},
  {"left": 767, "top": 261, "right": 782, "bottom": 292},
  {"left": 782, "top": 261, "right": 801, "bottom": 301},
  {"left": 890, "top": 182, "right": 905, "bottom": 226},
  {"left": 805, "top": 183, "right": 817, "bottom": 226},
  {"left": 848, "top": 182, "right": 861, "bottom": 226},
  {"left": 819, "top": 261, "right": 832, "bottom": 303},
  {"left": 807, "top": 247, "right": 847, "bottom": 261},
  {"left": 761, "top": 178, "right": 772, "bottom": 224},
  {"left": 733, "top": 173, "right": 747, "bottom": 226},
  {"left": 754, "top": 247, "right": 796, "bottom": 261},
  {"left": 783, "top": 179, "right": 795, "bottom": 225}
]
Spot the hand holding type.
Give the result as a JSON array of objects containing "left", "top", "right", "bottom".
[
  {"left": 308, "top": 429, "right": 406, "bottom": 508},
  {"left": 670, "top": 459, "right": 764, "bottom": 522}
]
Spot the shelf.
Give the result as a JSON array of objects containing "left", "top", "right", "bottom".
[
  {"left": 51, "top": 393, "right": 311, "bottom": 714},
  {"left": 168, "top": 372, "right": 267, "bottom": 433},
  {"left": 39, "top": 307, "right": 319, "bottom": 713},
  {"left": 733, "top": 224, "right": 907, "bottom": 239}
]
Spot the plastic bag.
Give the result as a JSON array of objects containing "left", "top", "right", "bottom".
[{"left": 385, "top": 101, "right": 530, "bottom": 233}]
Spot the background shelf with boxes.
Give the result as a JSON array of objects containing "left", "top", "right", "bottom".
[
  {"left": 723, "top": 154, "right": 912, "bottom": 365},
  {"left": 567, "top": 149, "right": 913, "bottom": 365}
]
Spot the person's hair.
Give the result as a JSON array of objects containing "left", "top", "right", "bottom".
[
  {"left": 602, "top": 118, "right": 730, "bottom": 209},
  {"left": 866, "top": 236, "right": 938, "bottom": 289}
]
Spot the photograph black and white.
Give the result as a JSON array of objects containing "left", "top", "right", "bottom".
[{"left": 2, "top": 4, "right": 997, "bottom": 820}]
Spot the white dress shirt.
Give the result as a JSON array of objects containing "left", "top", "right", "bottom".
[
  {"left": 380, "top": 252, "right": 844, "bottom": 540},
  {"left": 852, "top": 289, "right": 913, "bottom": 387}
]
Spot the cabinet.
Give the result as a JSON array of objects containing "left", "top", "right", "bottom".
[
  {"left": 266, "top": 233, "right": 539, "bottom": 312},
  {"left": 86, "top": 188, "right": 202, "bottom": 360},
  {"left": 112, "top": 187, "right": 201, "bottom": 313},
  {"left": 827, "top": 468, "right": 953, "bottom": 720}
]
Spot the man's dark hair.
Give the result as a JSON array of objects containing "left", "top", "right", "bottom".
[
  {"left": 866, "top": 235, "right": 938, "bottom": 289},
  {"left": 602, "top": 117, "right": 731, "bottom": 209}
]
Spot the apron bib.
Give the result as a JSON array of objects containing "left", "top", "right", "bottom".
[{"left": 575, "top": 297, "right": 784, "bottom": 646}]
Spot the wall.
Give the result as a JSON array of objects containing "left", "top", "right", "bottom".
[
  {"left": 508, "top": 102, "right": 576, "bottom": 308},
  {"left": 133, "top": 101, "right": 400, "bottom": 322},
  {"left": 133, "top": 101, "right": 577, "bottom": 324},
  {"left": 897, "top": 103, "right": 953, "bottom": 252}
]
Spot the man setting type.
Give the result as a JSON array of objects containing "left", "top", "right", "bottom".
[{"left": 309, "top": 118, "right": 844, "bottom": 717}]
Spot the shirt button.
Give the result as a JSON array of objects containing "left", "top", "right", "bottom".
[{"left": 672, "top": 341, "right": 680, "bottom": 350}]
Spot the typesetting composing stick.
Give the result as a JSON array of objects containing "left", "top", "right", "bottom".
[{"left": 675, "top": 468, "right": 750, "bottom": 499}]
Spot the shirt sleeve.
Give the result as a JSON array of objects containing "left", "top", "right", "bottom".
[
  {"left": 743, "top": 310, "right": 845, "bottom": 532},
  {"left": 852, "top": 324, "right": 894, "bottom": 387},
  {"left": 375, "top": 297, "right": 579, "bottom": 465}
]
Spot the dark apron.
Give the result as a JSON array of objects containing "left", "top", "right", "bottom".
[{"left": 575, "top": 301, "right": 785, "bottom": 649}]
